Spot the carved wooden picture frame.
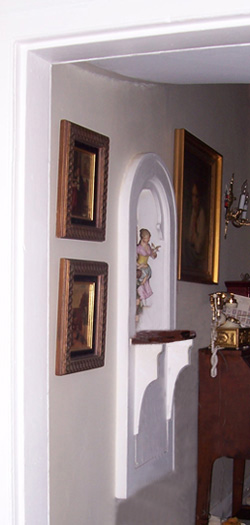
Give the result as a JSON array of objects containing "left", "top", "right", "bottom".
[
  {"left": 56, "top": 120, "right": 109, "bottom": 241},
  {"left": 56, "top": 258, "right": 108, "bottom": 375}
]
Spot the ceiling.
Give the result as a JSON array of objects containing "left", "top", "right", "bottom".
[
  {"left": 71, "top": 25, "right": 250, "bottom": 85},
  {"left": 36, "top": 19, "right": 250, "bottom": 85},
  {"left": 86, "top": 44, "right": 250, "bottom": 84}
]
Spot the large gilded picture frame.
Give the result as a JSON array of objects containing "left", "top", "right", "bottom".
[
  {"left": 56, "top": 120, "right": 109, "bottom": 241},
  {"left": 174, "top": 129, "right": 223, "bottom": 284},
  {"left": 56, "top": 258, "right": 108, "bottom": 375}
]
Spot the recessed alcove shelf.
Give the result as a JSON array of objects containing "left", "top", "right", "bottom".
[{"left": 116, "top": 153, "right": 195, "bottom": 498}]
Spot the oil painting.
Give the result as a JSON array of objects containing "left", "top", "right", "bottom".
[
  {"left": 56, "top": 258, "right": 108, "bottom": 375},
  {"left": 56, "top": 120, "right": 109, "bottom": 241},
  {"left": 174, "top": 129, "right": 222, "bottom": 284}
]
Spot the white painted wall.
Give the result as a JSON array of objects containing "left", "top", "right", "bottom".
[
  {"left": 50, "top": 64, "right": 169, "bottom": 525},
  {"left": 1, "top": 2, "right": 250, "bottom": 524}
]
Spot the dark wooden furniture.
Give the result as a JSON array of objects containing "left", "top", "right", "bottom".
[
  {"left": 196, "top": 347, "right": 250, "bottom": 525},
  {"left": 225, "top": 280, "right": 250, "bottom": 298},
  {"left": 131, "top": 329, "right": 196, "bottom": 344}
]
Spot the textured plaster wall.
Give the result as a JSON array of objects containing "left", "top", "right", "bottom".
[{"left": 50, "top": 63, "right": 250, "bottom": 524}]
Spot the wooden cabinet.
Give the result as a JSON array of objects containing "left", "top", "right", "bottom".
[{"left": 196, "top": 347, "right": 250, "bottom": 524}]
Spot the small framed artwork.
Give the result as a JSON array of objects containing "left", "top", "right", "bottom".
[
  {"left": 174, "top": 129, "right": 223, "bottom": 284},
  {"left": 56, "top": 258, "right": 108, "bottom": 375},
  {"left": 56, "top": 120, "right": 109, "bottom": 241}
]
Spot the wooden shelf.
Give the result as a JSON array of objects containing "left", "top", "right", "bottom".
[{"left": 131, "top": 329, "right": 196, "bottom": 345}]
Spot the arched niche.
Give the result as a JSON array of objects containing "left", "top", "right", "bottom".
[
  {"left": 121, "top": 153, "right": 177, "bottom": 336},
  {"left": 116, "top": 153, "right": 191, "bottom": 499}
]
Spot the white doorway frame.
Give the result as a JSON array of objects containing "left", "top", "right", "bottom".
[{"left": 13, "top": 17, "right": 250, "bottom": 523}]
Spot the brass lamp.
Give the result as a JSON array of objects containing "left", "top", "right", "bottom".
[
  {"left": 209, "top": 291, "right": 238, "bottom": 329},
  {"left": 224, "top": 174, "right": 250, "bottom": 238}
]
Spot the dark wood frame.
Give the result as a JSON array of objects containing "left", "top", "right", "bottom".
[
  {"left": 56, "top": 258, "right": 108, "bottom": 375},
  {"left": 174, "top": 129, "right": 223, "bottom": 284},
  {"left": 56, "top": 120, "right": 109, "bottom": 241}
]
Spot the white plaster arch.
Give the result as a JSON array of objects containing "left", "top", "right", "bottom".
[
  {"left": 118, "top": 152, "right": 177, "bottom": 338},
  {"left": 116, "top": 152, "right": 178, "bottom": 498}
]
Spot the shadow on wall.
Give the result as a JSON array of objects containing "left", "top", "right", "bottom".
[{"left": 115, "top": 347, "right": 199, "bottom": 525}]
